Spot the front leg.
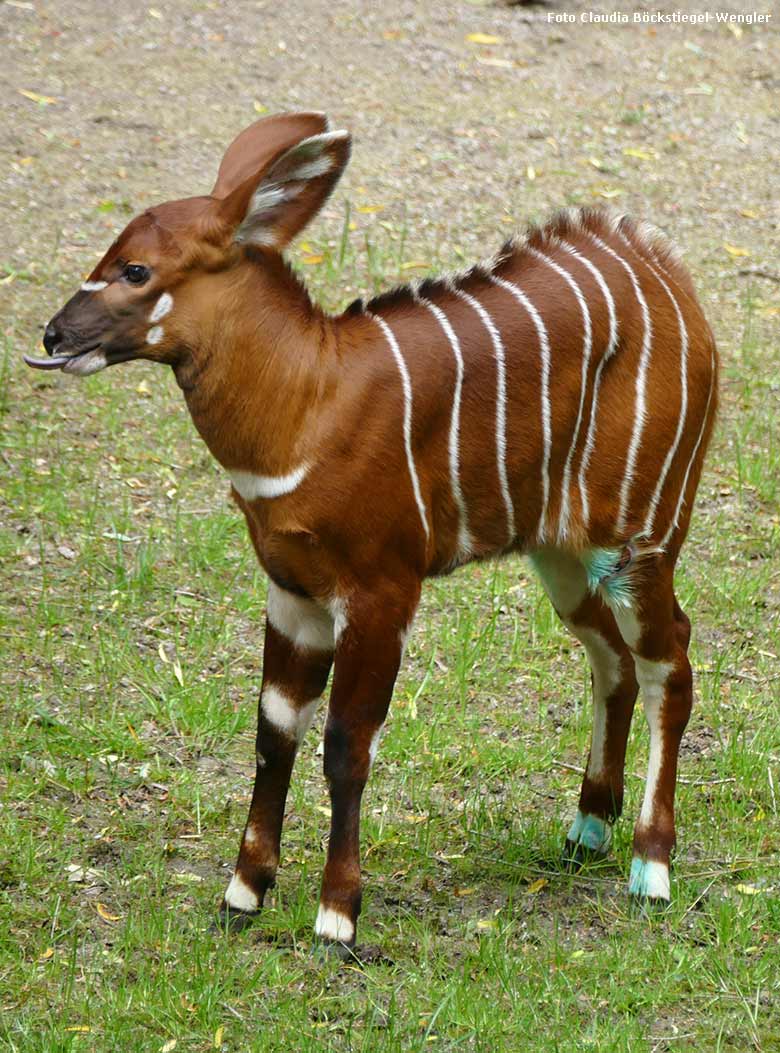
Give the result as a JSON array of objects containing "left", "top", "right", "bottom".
[
  {"left": 314, "top": 582, "right": 420, "bottom": 955},
  {"left": 220, "top": 583, "right": 334, "bottom": 927}
]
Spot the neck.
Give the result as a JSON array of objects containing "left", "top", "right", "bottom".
[{"left": 175, "top": 251, "right": 337, "bottom": 477}]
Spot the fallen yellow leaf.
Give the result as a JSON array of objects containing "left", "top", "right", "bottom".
[
  {"left": 356, "top": 204, "right": 384, "bottom": 213},
  {"left": 382, "top": 29, "right": 403, "bottom": 40},
  {"left": 96, "top": 902, "right": 122, "bottom": 922},
  {"left": 724, "top": 243, "right": 750, "bottom": 258},
  {"left": 65, "top": 1026, "right": 91, "bottom": 1033},
  {"left": 18, "top": 89, "right": 57, "bottom": 105},
  {"left": 301, "top": 254, "right": 324, "bottom": 265},
  {"left": 476, "top": 56, "right": 514, "bottom": 69},
  {"left": 466, "top": 32, "right": 503, "bottom": 45},
  {"left": 253, "top": 101, "right": 268, "bottom": 115},
  {"left": 136, "top": 380, "right": 151, "bottom": 397},
  {"left": 622, "top": 147, "right": 656, "bottom": 161},
  {"left": 526, "top": 164, "right": 536, "bottom": 181},
  {"left": 148, "top": 7, "right": 163, "bottom": 18},
  {"left": 736, "top": 883, "right": 761, "bottom": 895},
  {"left": 739, "top": 208, "right": 761, "bottom": 219},
  {"left": 593, "top": 186, "right": 624, "bottom": 200},
  {"left": 454, "top": 886, "right": 476, "bottom": 897},
  {"left": 160, "top": 1042, "right": 177, "bottom": 1053},
  {"left": 39, "top": 947, "right": 54, "bottom": 961},
  {"left": 214, "top": 1026, "right": 224, "bottom": 1048},
  {"left": 527, "top": 878, "right": 548, "bottom": 894},
  {"left": 400, "top": 261, "right": 429, "bottom": 271}
]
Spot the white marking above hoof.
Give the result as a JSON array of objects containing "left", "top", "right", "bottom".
[
  {"left": 224, "top": 872, "right": 259, "bottom": 913},
  {"left": 629, "top": 858, "right": 670, "bottom": 901},
  {"left": 314, "top": 905, "right": 355, "bottom": 944},
  {"left": 146, "top": 325, "right": 164, "bottom": 345}
]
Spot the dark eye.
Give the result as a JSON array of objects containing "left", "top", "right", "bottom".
[{"left": 123, "top": 263, "right": 151, "bottom": 285}]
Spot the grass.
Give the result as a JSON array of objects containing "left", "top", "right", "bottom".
[{"left": 1, "top": 216, "right": 779, "bottom": 1053}]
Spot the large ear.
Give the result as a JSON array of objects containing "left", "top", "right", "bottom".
[
  {"left": 216, "top": 126, "right": 352, "bottom": 251},
  {"left": 211, "top": 111, "right": 330, "bottom": 199}
]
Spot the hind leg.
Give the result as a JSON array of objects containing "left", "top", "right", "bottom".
[
  {"left": 531, "top": 550, "right": 639, "bottom": 864},
  {"left": 609, "top": 559, "right": 693, "bottom": 902}
]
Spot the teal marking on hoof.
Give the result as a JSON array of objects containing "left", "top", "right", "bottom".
[
  {"left": 628, "top": 857, "right": 671, "bottom": 903},
  {"left": 562, "top": 810, "right": 611, "bottom": 870}
]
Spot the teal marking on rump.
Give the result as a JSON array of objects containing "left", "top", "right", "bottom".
[{"left": 582, "top": 546, "right": 635, "bottom": 608}]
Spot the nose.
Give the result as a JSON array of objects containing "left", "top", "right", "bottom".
[{"left": 43, "top": 322, "right": 61, "bottom": 355}]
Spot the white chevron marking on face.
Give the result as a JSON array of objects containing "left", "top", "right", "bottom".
[{"left": 81, "top": 280, "right": 108, "bottom": 292}]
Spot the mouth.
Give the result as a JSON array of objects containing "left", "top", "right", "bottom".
[{"left": 24, "top": 344, "right": 136, "bottom": 376}]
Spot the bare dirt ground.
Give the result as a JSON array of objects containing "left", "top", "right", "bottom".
[{"left": 2, "top": 0, "right": 778, "bottom": 337}]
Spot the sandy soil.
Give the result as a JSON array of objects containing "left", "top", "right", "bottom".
[{"left": 1, "top": 0, "right": 778, "bottom": 351}]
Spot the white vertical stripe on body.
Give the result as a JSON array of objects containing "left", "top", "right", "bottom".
[
  {"left": 557, "top": 240, "right": 619, "bottom": 528},
  {"left": 489, "top": 276, "right": 551, "bottom": 542},
  {"left": 369, "top": 313, "right": 430, "bottom": 541},
  {"left": 419, "top": 297, "right": 472, "bottom": 555},
  {"left": 586, "top": 234, "right": 653, "bottom": 535},
  {"left": 453, "top": 288, "right": 515, "bottom": 545},
  {"left": 527, "top": 247, "right": 592, "bottom": 542},
  {"left": 661, "top": 345, "right": 716, "bottom": 550},
  {"left": 616, "top": 233, "right": 690, "bottom": 540}
]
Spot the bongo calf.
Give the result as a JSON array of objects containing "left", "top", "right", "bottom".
[{"left": 27, "top": 112, "right": 718, "bottom": 954}]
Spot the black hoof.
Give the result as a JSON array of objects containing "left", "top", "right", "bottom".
[
  {"left": 311, "top": 938, "right": 358, "bottom": 963},
  {"left": 213, "top": 905, "right": 260, "bottom": 934},
  {"left": 629, "top": 893, "right": 672, "bottom": 916},
  {"left": 561, "top": 839, "right": 608, "bottom": 873}
]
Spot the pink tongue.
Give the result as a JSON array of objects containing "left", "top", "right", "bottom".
[{"left": 23, "top": 353, "right": 70, "bottom": 370}]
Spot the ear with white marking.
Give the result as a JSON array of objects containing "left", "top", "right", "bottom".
[{"left": 217, "top": 128, "right": 351, "bottom": 251}]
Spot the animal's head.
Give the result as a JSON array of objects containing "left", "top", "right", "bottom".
[{"left": 26, "top": 112, "right": 351, "bottom": 377}]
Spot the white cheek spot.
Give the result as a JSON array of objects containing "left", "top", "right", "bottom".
[
  {"left": 149, "top": 291, "right": 173, "bottom": 323},
  {"left": 146, "top": 325, "right": 164, "bottom": 346},
  {"left": 266, "top": 584, "right": 334, "bottom": 652},
  {"left": 261, "top": 686, "right": 299, "bottom": 739},
  {"left": 81, "top": 280, "right": 107, "bottom": 292},
  {"left": 314, "top": 905, "right": 355, "bottom": 943},
  {"left": 224, "top": 872, "right": 259, "bottom": 912}
]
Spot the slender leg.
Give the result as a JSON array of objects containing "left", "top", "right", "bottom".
[
  {"left": 220, "top": 584, "right": 334, "bottom": 928},
  {"left": 610, "top": 563, "right": 693, "bottom": 903},
  {"left": 314, "top": 582, "right": 420, "bottom": 955},
  {"left": 530, "top": 550, "right": 639, "bottom": 864}
]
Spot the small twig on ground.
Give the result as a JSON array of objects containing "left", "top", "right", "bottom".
[
  {"left": 738, "top": 266, "right": 780, "bottom": 283},
  {"left": 551, "top": 759, "right": 736, "bottom": 787}
]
